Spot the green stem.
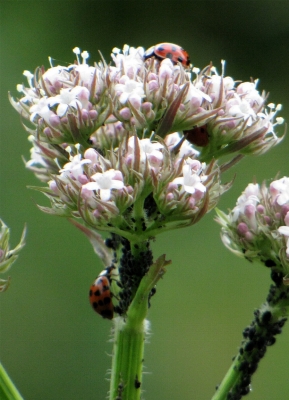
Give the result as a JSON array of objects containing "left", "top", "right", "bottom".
[
  {"left": 109, "top": 255, "right": 169, "bottom": 400},
  {"left": 211, "top": 277, "right": 289, "bottom": 400},
  {"left": 0, "top": 363, "right": 23, "bottom": 400},
  {"left": 211, "top": 359, "right": 241, "bottom": 400},
  {"left": 109, "top": 318, "right": 145, "bottom": 400}
]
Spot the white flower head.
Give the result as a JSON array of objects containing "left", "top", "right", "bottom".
[
  {"left": 49, "top": 86, "right": 90, "bottom": 116},
  {"left": 172, "top": 164, "right": 206, "bottom": 197},
  {"left": 60, "top": 154, "right": 91, "bottom": 180},
  {"left": 82, "top": 169, "right": 124, "bottom": 201},
  {"left": 115, "top": 76, "right": 145, "bottom": 105},
  {"left": 270, "top": 177, "right": 289, "bottom": 206}
]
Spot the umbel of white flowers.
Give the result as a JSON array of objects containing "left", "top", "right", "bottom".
[
  {"left": 9, "top": 45, "right": 284, "bottom": 239},
  {"left": 216, "top": 177, "right": 289, "bottom": 281}
]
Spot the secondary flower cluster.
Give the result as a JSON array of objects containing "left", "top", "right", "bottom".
[
  {"left": 0, "top": 220, "right": 26, "bottom": 292},
  {"left": 9, "top": 45, "right": 284, "bottom": 238},
  {"left": 216, "top": 178, "right": 289, "bottom": 280}
]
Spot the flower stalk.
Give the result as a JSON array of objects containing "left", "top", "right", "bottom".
[
  {"left": 109, "top": 255, "right": 169, "bottom": 400},
  {"left": 0, "top": 363, "right": 23, "bottom": 400},
  {"left": 212, "top": 275, "right": 289, "bottom": 400}
]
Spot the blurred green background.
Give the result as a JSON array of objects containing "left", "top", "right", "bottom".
[{"left": 1, "top": 1, "right": 289, "bottom": 399}]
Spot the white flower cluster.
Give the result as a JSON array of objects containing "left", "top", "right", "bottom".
[
  {"left": 9, "top": 45, "right": 284, "bottom": 236},
  {"left": 216, "top": 178, "right": 289, "bottom": 275}
]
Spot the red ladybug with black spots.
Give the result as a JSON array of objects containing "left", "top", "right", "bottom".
[
  {"left": 144, "top": 43, "right": 190, "bottom": 67},
  {"left": 89, "top": 266, "right": 116, "bottom": 320}
]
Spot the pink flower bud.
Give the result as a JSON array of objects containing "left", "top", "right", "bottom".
[
  {"left": 237, "top": 222, "right": 249, "bottom": 236},
  {"left": 119, "top": 107, "right": 132, "bottom": 120}
]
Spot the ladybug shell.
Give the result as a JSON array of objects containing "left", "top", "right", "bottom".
[
  {"left": 144, "top": 43, "right": 190, "bottom": 67},
  {"left": 89, "top": 275, "right": 114, "bottom": 320},
  {"left": 183, "top": 125, "right": 209, "bottom": 147}
]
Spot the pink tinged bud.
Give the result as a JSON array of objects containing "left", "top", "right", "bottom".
[
  {"left": 81, "top": 109, "right": 89, "bottom": 121},
  {"left": 244, "top": 231, "right": 254, "bottom": 241},
  {"left": 285, "top": 211, "right": 289, "bottom": 225},
  {"left": 78, "top": 174, "right": 89, "bottom": 184},
  {"left": 282, "top": 205, "right": 289, "bottom": 216},
  {"left": 77, "top": 88, "right": 90, "bottom": 103},
  {"left": 142, "top": 102, "right": 152, "bottom": 114},
  {"left": 237, "top": 222, "right": 249, "bottom": 236},
  {"left": 166, "top": 193, "right": 175, "bottom": 201},
  {"left": 148, "top": 80, "right": 159, "bottom": 91},
  {"left": 189, "top": 97, "right": 202, "bottom": 110},
  {"left": 193, "top": 188, "right": 205, "bottom": 202},
  {"left": 217, "top": 109, "right": 225, "bottom": 117},
  {"left": 159, "top": 63, "right": 173, "bottom": 80},
  {"left": 84, "top": 148, "right": 99, "bottom": 163},
  {"left": 61, "top": 116, "right": 68, "bottom": 124},
  {"left": 49, "top": 180, "right": 59, "bottom": 194},
  {"left": 148, "top": 73, "right": 158, "bottom": 81},
  {"left": 43, "top": 127, "right": 53, "bottom": 138},
  {"left": 129, "top": 95, "right": 141, "bottom": 109},
  {"left": 256, "top": 204, "right": 265, "bottom": 214},
  {"left": 275, "top": 212, "right": 281, "bottom": 219},
  {"left": 188, "top": 196, "right": 196, "bottom": 208},
  {"left": 49, "top": 114, "right": 61, "bottom": 127},
  {"left": 93, "top": 209, "right": 101, "bottom": 218},
  {"left": 112, "top": 170, "right": 123, "bottom": 181},
  {"left": 263, "top": 216, "right": 271, "bottom": 225},
  {"left": 167, "top": 182, "right": 178, "bottom": 192},
  {"left": 81, "top": 186, "right": 94, "bottom": 200},
  {"left": 89, "top": 110, "right": 98, "bottom": 120},
  {"left": 125, "top": 154, "right": 133, "bottom": 167},
  {"left": 126, "top": 186, "right": 133, "bottom": 194},
  {"left": 119, "top": 107, "right": 132, "bottom": 120},
  {"left": 244, "top": 204, "right": 256, "bottom": 219},
  {"left": 115, "top": 121, "right": 123, "bottom": 131},
  {"left": 148, "top": 155, "right": 162, "bottom": 167}
]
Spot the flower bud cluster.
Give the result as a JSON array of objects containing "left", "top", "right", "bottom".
[
  {"left": 216, "top": 178, "right": 289, "bottom": 277},
  {"left": 39, "top": 132, "right": 221, "bottom": 237},
  {"left": 0, "top": 220, "right": 26, "bottom": 292}
]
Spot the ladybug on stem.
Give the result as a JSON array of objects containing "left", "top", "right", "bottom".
[
  {"left": 144, "top": 43, "right": 190, "bottom": 67},
  {"left": 183, "top": 125, "right": 209, "bottom": 147},
  {"left": 89, "top": 266, "right": 117, "bottom": 320}
]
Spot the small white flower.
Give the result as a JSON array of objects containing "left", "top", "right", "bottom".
[
  {"left": 278, "top": 216, "right": 289, "bottom": 257},
  {"left": 82, "top": 169, "right": 124, "bottom": 201},
  {"left": 172, "top": 164, "right": 206, "bottom": 196},
  {"left": 232, "top": 183, "right": 260, "bottom": 223},
  {"left": 49, "top": 86, "right": 90, "bottom": 116},
  {"left": 227, "top": 97, "right": 256, "bottom": 123},
  {"left": 270, "top": 177, "right": 289, "bottom": 205},
  {"left": 60, "top": 154, "right": 91, "bottom": 180},
  {"left": 127, "top": 137, "right": 164, "bottom": 171},
  {"left": 42, "top": 66, "right": 69, "bottom": 87},
  {"left": 30, "top": 97, "right": 55, "bottom": 123},
  {"left": 115, "top": 77, "right": 145, "bottom": 105}
]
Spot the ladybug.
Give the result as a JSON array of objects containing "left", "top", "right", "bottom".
[
  {"left": 144, "top": 43, "right": 190, "bottom": 67},
  {"left": 89, "top": 266, "right": 116, "bottom": 320},
  {"left": 183, "top": 124, "right": 209, "bottom": 147}
]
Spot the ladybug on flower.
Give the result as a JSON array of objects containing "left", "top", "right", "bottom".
[{"left": 144, "top": 42, "right": 190, "bottom": 67}]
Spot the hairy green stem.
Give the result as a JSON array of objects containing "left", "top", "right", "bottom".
[
  {"left": 211, "top": 276, "right": 289, "bottom": 400},
  {"left": 109, "top": 255, "right": 169, "bottom": 400}
]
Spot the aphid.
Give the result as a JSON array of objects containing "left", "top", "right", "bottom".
[
  {"left": 144, "top": 42, "right": 190, "bottom": 67},
  {"left": 89, "top": 266, "right": 116, "bottom": 320},
  {"left": 134, "top": 375, "right": 141, "bottom": 389}
]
